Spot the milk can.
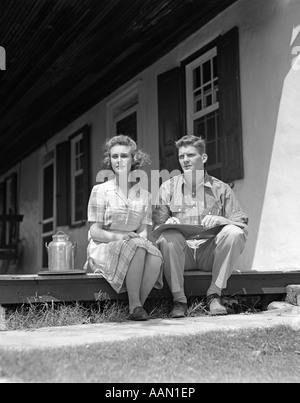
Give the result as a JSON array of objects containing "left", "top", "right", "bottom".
[{"left": 45, "top": 231, "right": 77, "bottom": 271}]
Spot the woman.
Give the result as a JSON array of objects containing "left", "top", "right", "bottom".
[{"left": 85, "top": 135, "right": 163, "bottom": 321}]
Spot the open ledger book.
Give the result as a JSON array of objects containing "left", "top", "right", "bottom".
[{"left": 149, "top": 223, "right": 226, "bottom": 242}]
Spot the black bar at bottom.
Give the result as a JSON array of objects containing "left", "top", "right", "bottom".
[{"left": 100, "top": 384, "right": 202, "bottom": 399}]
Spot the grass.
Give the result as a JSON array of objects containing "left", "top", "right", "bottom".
[
  {"left": 3, "top": 295, "right": 263, "bottom": 331},
  {"left": 0, "top": 325, "right": 299, "bottom": 383}
]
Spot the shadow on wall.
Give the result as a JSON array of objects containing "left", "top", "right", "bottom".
[{"left": 244, "top": 0, "right": 300, "bottom": 270}]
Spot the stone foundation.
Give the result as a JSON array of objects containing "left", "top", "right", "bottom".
[
  {"left": 0, "top": 305, "right": 6, "bottom": 331},
  {"left": 286, "top": 285, "right": 300, "bottom": 306}
]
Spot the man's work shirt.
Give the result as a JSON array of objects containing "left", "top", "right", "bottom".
[{"left": 153, "top": 173, "right": 248, "bottom": 250}]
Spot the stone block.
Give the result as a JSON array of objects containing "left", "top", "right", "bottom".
[
  {"left": 286, "top": 284, "right": 300, "bottom": 306},
  {"left": 0, "top": 305, "right": 6, "bottom": 331},
  {"left": 267, "top": 301, "right": 293, "bottom": 311}
]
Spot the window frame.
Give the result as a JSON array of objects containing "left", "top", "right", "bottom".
[
  {"left": 70, "top": 131, "right": 84, "bottom": 226},
  {"left": 185, "top": 47, "right": 219, "bottom": 133},
  {"left": 181, "top": 27, "right": 243, "bottom": 183},
  {"left": 68, "top": 125, "right": 90, "bottom": 228},
  {"left": 185, "top": 46, "right": 221, "bottom": 176},
  {"left": 106, "top": 81, "right": 142, "bottom": 142}
]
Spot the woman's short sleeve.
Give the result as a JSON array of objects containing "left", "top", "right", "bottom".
[
  {"left": 87, "top": 185, "right": 106, "bottom": 224},
  {"left": 141, "top": 193, "right": 153, "bottom": 226}
]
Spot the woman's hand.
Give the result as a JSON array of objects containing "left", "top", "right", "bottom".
[{"left": 122, "top": 232, "right": 140, "bottom": 241}]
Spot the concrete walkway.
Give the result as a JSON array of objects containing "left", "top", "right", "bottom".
[{"left": 1, "top": 304, "right": 300, "bottom": 351}]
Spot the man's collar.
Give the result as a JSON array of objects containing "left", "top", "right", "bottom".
[{"left": 179, "top": 172, "right": 212, "bottom": 190}]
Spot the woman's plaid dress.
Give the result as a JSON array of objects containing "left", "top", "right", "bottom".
[{"left": 85, "top": 179, "right": 163, "bottom": 293}]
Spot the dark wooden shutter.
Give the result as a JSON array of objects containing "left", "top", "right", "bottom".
[
  {"left": 5, "top": 173, "right": 17, "bottom": 214},
  {"left": 157, "top": 67, "right": 183, "bottom": 172},
  {"left": 56, "top": 141, "right": 70, "bottom": 226},
  {"left": 81, "top": 125, "right": 90, "bottom": 221},
  {"left": 0, "top": 182, "right": 5, "bottom": 245},
  {"left": 218, "top": 27, "right": 244, "bottom": 182}
]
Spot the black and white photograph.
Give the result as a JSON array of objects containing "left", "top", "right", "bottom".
[{"left": 0, "top": 0, "right": 300, "bottom": 385}]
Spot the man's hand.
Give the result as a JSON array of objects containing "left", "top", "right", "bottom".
[
  {"left": 201, "top": 215, "right": 230, "bottom": 228},
  {"left": 165, "top": 217, "right": 181, "bottom": 225}
]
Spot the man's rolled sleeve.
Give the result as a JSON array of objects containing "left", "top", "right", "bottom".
[
  {"left": 224, "top": 186, "right": 248, "bottom": 225},
  {"left": 152, "top": 184, "right": 171, "bottom": 226}
]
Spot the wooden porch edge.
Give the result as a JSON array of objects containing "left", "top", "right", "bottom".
[{"left": 0, "top": 270, "right": 300, "bottom": 305}]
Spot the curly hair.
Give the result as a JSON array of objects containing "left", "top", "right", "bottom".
[
  {"left": 175, "top": 135, "right": 206, "bottom": 155},
  {"left": 102, "top": 135, "right": 151, "bottom": 171}
]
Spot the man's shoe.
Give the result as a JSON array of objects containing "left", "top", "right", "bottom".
[
  {"left": 206, "top": 294, "right": 228, "bottom": 316},
  {"left": 129, "top": 307, "right": 149, "bottom": 321},
  {"left": 170, "top": 302, "right": 188, "bottom": 318}
]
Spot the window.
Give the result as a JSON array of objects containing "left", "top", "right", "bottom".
[
  {"left": 116, "top": 110, "right": 137, "bottom": 142},
  {"left": 39, "top": 128, "right": 90, "bottom": 267},
  {"left": 55, "top": 125, "right": 90, "bottom": 228},
  {"left": 107, "top": 81, "right": 141, "bottom": 143},
  {"left": 186, "top": 48, "right": 221, "bottom": 178},
  {"left": 157, "top": 27, "right": 243, "bottom": 183}
]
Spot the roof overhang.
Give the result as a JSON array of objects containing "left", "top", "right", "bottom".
[{"left": 0, "top": 0, "right": 237, "bottom": 174}]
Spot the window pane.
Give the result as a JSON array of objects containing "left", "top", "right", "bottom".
[
  {"left": 203, "top": 84, "right": 213, "bottom": 108},
  {"left": 43, "top": 235, "right": 53, "bottom": 268},
  {"left": 194, "top": 110, "right": 220, "bottom": 166},
  {"left": 205, "top": 93, "right": 212, "bottom": 108},
  {"left": 213, "top": 56, "right": 218, "bottom": 78},
  {"left": 206, "top": 115, "right": 216, "bottom": 142},
  {"left": 194, "top": 119, "right": 205, "bottom": 138},
  {"left": 203, "top": 60, "right": 211, "bottom": 84},
  {"left": 43, "top": 222, "right": 53, "bottom": 233},
  {"left": 213, "top": 80, "right": 218, "bottom": 103},
  {"left": 116, "top": 112, "right": 137, "bottom": 142},
  {"left": 193, "top": 66, "right": 201, "bottom": 89},
  {"left": 76, "top": 155, "right": 83, "bottom": 172}
]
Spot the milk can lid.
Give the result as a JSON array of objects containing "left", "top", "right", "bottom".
[{"left": 52, "top": 231, "right": 69, "bottom": 242}]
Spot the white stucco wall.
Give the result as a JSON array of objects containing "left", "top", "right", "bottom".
[
  {"left": 135, "top": 0, "right": 300, "bottom": 272},
  {"left": 2, "top": 0, "right": 300, "bottom": 273}
]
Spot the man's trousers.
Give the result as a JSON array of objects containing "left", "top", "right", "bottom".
[{"left": 157, "top": 225, "right": 247, "bottom": 303}]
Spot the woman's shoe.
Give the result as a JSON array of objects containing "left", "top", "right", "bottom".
[
  {"left": 170, "top": 302, "right": 188, "bottom": 318},
  {"left": 129, "top": 306, "right": 149, "bottom": 321}
]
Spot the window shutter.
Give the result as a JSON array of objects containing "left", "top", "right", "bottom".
[
  {"left": 157, "top": 67, "right": 183, "bottom": 172},
  {"left": 81, "top": 125, "right": 90, "bottom": 221},
  {"left": 218, "top": 27, "right": 244, "bottom": 182},
  {"left": 0, "top": 182, "right": 4, "bottom": 245},
  {"left": 5, "top": 173, "right": 17, "bottom": 214},
  {"left": 56, "top": 141, "right": 70, "bottom": 226}
]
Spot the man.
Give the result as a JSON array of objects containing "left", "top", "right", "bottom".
[{"left": 153, "top": 135, "right": 248, "bottom": 318}]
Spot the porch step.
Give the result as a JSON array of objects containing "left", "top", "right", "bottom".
[{"left": 0, "top": 270, "right": 299, "bottom": 305}]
